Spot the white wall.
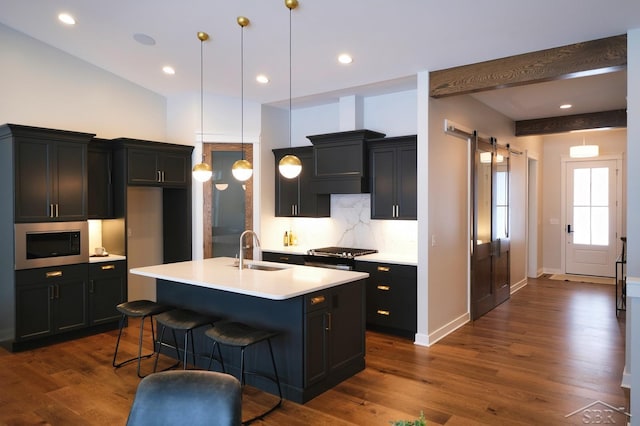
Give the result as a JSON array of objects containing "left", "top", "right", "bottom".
[
  {"left": 0, "top": 23, "right": 166, "bottom": 140},
  {"left": 426, "top": 94, "right": 516, "bottom": 343}
]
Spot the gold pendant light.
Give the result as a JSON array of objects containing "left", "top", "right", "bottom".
[
  {"left": 278, "top": 0, "right": 302, "bottom": 180},
  {"left": 231, "top": 16, "right": 253, "bottom": 182},
  {"left": 192, "top": 31, "right": 213, "bottom": 183}
]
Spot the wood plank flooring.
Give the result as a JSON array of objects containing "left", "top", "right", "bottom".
[{"left": 0, "top": 276, "right": 628, "bottom": 425}]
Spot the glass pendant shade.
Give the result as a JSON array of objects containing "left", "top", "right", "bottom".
[
  {"left": 569, "top": 144, "right": 599, "bottom": 158},
  {"left": 231, "top": 159, "right": 253, "bottom": 181},
  {"left": 192, "top": 162, "right": 213, "bottom": 182},
  {"left": 278, "top": 154, "right": 302, "bottom": 179}
]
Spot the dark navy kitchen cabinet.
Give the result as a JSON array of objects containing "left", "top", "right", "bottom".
[
  {"left": 15, "top": 264, "right": 89, "bottom": 341},
  {"left": 355, "top": 260, "right": 417, "bottom": 338},
  {"left": 2, "top": 124, "right": 93, "bottom": 222},
  {"left": 116, "top": 138, "right": 191, "bottom": 187},
  {"left": 273, "top": 146, "right": 330, "bottom": 217},
  {"left": 88, "top": 139, "right": 114, "bottom": 219},
  {"left": 89, "top": 260, "right": 126, "bottom": 325},
  {"left": 369, "top": 135, "right": 417, "bottom": 220}
]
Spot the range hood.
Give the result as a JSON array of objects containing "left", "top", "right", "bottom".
[{"left": 307, "top": 129, "right": 385, "bottom": 194}]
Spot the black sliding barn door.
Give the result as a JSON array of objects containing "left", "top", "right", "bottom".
[{"left": 470, "top": 133, "right": 510, "bottom": 320}]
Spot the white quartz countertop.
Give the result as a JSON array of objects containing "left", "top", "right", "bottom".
[
  {"left": 89, "top": 254, "right": 126, "bottom": 263},
  {"left": 130, "top": 257, "right": 369, "bottom": 300}
]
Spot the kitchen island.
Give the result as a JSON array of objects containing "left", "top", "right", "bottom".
[{"left": 130, "top": 257, "right": 368, "bottom": 403}]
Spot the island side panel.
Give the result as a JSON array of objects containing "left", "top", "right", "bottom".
[
  {"left": 156, "top": 277, "right": 366, "bottom": 404},
  {"left": 156, "top": 279, "right": 304, "bottom": 399}
]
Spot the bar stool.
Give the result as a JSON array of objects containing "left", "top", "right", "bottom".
[
  {"left": 204, "top": 321, "right": 283, "bottom": 424},
  {"left": 153, "top": 308, "right": 219, "bottom": 372},
  {"left": 112, "top": 300, "right": 173, "bottom": 378}
]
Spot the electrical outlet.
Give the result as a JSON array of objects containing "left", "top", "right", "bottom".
[{"left": 431, "top": 235, "right": 436, "bottom": 247}]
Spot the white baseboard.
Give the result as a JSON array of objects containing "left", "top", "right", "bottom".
[
  {"left": 511, "top": 278, "right": 527, "bottom": 294},
  {"left": 414, "top": 312, "right": 470, "bottom": 347}
]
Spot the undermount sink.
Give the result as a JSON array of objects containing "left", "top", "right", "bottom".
[
  {"left": 231, "top": 262, "right": 288, "bottom": 272},
  {"left": 245, "top": 263, "right": 286, "bottom": 272}
]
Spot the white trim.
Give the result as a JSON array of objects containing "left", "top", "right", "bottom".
[
  {"left": 414, "top": 312, "right": 470, "bottom": 347},
  {"left": 510, "top": 278, "right": 527, "bottom": 294}
]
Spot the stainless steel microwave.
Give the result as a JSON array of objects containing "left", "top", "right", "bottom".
[{"left": 14, "top": 221, "right": 89, "bottom": 270}]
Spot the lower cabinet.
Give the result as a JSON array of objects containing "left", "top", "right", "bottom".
[
  {"left": 14, "top": 261, "right": 126, "bottom": 345},
  {"left": 304, "top": 282, "right": 365, "bottom": 386},
  {"left": 355, "top": 261, "right": 417, "bottom": 338},
  {"left": 89, "top": 261, "right": 126, "bottom": 325},
  {"left": 15, "top": 264, "right": 89, "bottom": 341}
]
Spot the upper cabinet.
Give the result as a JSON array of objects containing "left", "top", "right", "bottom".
[
  {"left": 87, "top": 139, "right": 114, "bottom": 219},
  {"left": 307, "top": 130, "right": 385, "bottom": 194},
  {"left": 114, "top": 138, "right": 192, "bottom": 187},
  {"left": 1, "top": 124, "right": 94, "bottom": 223},
  {"left": 368, "top": 135, "right": 417, "bottom": 220},
  {"left": 273, "top": 147, "right": 330, "bottom": 217}
]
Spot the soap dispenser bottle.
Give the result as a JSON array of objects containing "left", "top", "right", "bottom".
[{"left": 283, "top": 231, "right": 289, "bottom": 246}]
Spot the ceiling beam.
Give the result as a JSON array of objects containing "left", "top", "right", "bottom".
[
  {"left": 515, "top": 109, "right": 627, "bottom": 136},
  {"left": 429, "top": 34, "right": 627, "bottom": 98}
]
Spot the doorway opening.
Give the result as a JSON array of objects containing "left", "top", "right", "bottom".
[{"left": 202, "top": 143, "right": 253, "bottom": 259}]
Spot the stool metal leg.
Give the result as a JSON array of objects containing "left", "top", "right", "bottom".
[
  {"left": 113, "top": 314, "right": 157, "bottom": 378},
  {"left": 153, "top": 325, "right": 180, "bottom": 373},
  {"left": 207, "top": 341, "right": 225, "bottom": 372},
  {"left": 241, "top": 338, "right": 283, "bottom": 425}
]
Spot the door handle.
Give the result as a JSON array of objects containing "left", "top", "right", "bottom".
[{"left": 567, "top": 224, "right": 573, "bottom": 233}]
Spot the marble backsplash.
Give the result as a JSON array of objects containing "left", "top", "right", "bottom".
[{"left": 264, "top": 194, "right": 417, "bottom": 255}]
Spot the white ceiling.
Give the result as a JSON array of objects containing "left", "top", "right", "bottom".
[{"left": 0, "top": 0, "right": 638, "bottom": 120}]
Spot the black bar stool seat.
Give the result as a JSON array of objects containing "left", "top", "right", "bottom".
[
  {"left": 112, "top": 300, "right": 173, "bottom": 378},
  {"left": 154, "top": 308, "right": 219, "bottom": 372},
  {"left": 205, "top": 321, "right": 282, "bottom": 424}
]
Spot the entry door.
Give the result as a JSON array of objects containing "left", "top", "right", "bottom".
[
  {"left": 471, "top": 135, "right": 510, "bottom": 320},
  {"left": 565, "top": 160, "right": 617, "bottom": 277}
]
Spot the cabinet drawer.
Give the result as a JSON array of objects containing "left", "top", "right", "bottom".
[
  {"left": 16, "top": 263, "right": 88, "bottom": 286},
  {"left": 262, "top": 252, "right": 305, "bottom": 265},
  {"left": 89, "top": 260, "right": 126, "bottom": 277},
  {"left": 305, "top": 291, "right": 330, "bottom": 313}
]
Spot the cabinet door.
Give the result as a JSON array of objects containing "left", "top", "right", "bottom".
[
  {"left": 297, "top": 150, "right": 330, "bottom": 217},
  {"left": 15, "top": 281, "right": 53, "bottom": 340},
  {"left": 396, "top": 144, "right": 417, "bottom": 219},
  {"left": 54, "top": 141, "right": 88, "bottom": 220},
  {"left": 275, "top": 153, "right": 300, "bottom": 217},
  {"left": 15, "top": 138, "right": 54, "bottom": 222},
  {"left": 54, "top": 278, "right": 88, "bottom": 333},
  {"left": 89, "top": 262, "right": 126, "bottom": 325},
  {"left": 128, "top": 149, "right": 160, "bottom": 185},
  {"left": 88, "top": 146, "right": 113, "bottom": 218},
  {"left": 159, "top": 153, "right": 189, "bottom": 186},
  {"left": 370, "top": 146, "right": 396, "bottom": 219},
  {"left": 328, "top": 281, "right": 365, "bottom": 372},
  {"left": 305, "top": 307, "right": 329, "bottom": 385}
]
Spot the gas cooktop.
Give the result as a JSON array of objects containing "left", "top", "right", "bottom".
[{"left": 307, "top": 246, "right": 378, "bottom": 259}]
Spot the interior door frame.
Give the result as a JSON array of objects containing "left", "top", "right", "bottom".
[
  {"left": 560, "top": 153, "right": 623, "bottom": 276},
  {"left": 202, "top": 142, "right": 253, "bottom": 259}
]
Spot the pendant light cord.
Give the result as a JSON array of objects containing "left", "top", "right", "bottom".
[
  {"left": 200, "top": 37, "right": 204, "bottom": 159},
  {"left": 288, "top": 6, "right": 292, "bottom": 149},
  {"left": 241, "top": 24, "right": 245, "bottom": 161}
]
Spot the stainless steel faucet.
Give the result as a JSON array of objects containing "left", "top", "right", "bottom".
[{"left": 238, "top": 230, "right": 261, "bottom": 270}]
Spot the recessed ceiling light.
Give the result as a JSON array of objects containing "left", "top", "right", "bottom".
[
  {"left": 162, "top": 66, "right": 175, "bottom": 75},
  {"left": 560, "top": 104, "right": 572, "bottom": 109},
  {"left": 133, "top": 33, "right": 156, "bottom": 46},
  {"left": 256, "top": 74, "right": 269, "bottom": 84},
  {"left": 58, "top": 13, "right": 76, "bottom": 25},
  {"left": 338, "top": 54, "right": 353, "bottom": 64}
]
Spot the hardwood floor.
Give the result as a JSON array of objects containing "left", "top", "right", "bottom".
[{"left": 0, "top": 276, "right": 628, "bottom": 425}]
